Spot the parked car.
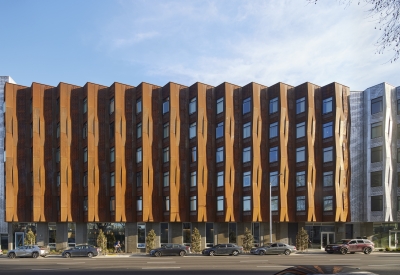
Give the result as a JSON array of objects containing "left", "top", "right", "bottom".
[
  {"left": 325, "top": 239, "right": 374, "bottom": 255},
  {"left": 202, "top": 243, "right": 243, "bottom": 256},
  {"left": 62, "top": 244, "right": 99, "bottom": 258},
  {"left": 149, "top": 244, "right": 190, "bottom": 257},
  {"left": 0, "top": 248, "right": 3, "bottom": 255},
  {"left": 250, "top": 242, "right": 297, "bottom": 255},
  {"left": 7, "top": 245, "right": 49, "bottom": 259}
]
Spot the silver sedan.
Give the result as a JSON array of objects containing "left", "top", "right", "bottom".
[{"left": 250, "top": 242, "right": 297, "bottom": 255}]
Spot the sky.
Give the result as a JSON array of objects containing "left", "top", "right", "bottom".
[{"left": 1, "top": 0, "right": 399, "bottom": 91}]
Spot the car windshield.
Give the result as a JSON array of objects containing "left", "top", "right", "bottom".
[{"left": 340, "top": 240, "right": 350, "bottom": 244}]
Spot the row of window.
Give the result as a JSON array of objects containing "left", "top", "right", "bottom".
[
  {"left": 370, "top": 171, "right": 400, "bottom": 187},
  {"left": 371, "top": 195, "right": 400, "bottom": 211}
]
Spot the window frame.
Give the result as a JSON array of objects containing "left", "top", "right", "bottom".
[
  {"left": 296, "top": 97, "right": 306, "bottom": 114},
  {"left": 189, "top": 97, "right": 197, "bottom": 115},
  {"left": 371, "top": 171, "right": 382, "bottom": 187},
  {"left": 371, "top": 195, "right": 383, "bottom": 211},
  {"left": 216, "top": 147, "right": 224, "bottom": 163},
  {"left": 217, "top": 97, "right": 224, "bottom": 114},
  {"left": 163, "top": 147, "right": 169, "bottom": 163},
  {"left": 243, "top": 146, "right": 251, "bottom": 163},
  {"left": 269, "top": 97, "right": 278, "bottom": 114},
  {"left": 371, "top": 146, "right": 383, "bottom": 163},
  {"left": 136, "top": 147, "right": 142, "bottom": 163},
  {"left": 323, "top": 171, "right": 333, "bottom": 187},
  {"left": 296, "top": 196, "right": 306, "bottom": 211},
  {"left": 371, "top": 96, "right": 383, "bottom": 114},
  {"left": 163, "top": 122, "right": 169, "bottom": 139},
  {"left": 243, "top": 97, "right": 251, "bottom": 114},
  {"left": 190, "top": 196, "right": 197, "bottom": 211},
  {"left": 163, "top": 172, "right": 169, "bottom": 187},
  {"left": 190, "top": 171, "right": 197, "bottom": 187},
  {"left": 323, "top": 146, "right": 333, "bottom": 163},
  {"left": 270, "top": 171, "right": 279, "bottom": 187},
  {"left": 371, "top": 122, "right": 382, "bottom": 139},
  {"left": 323, "top": 196, "right": 333, "bottom": 211},
  {"left": 269, "top": 146, "right": 278, "bottom": 163},
  {"left": 243, "top": 122, "right": 251, "bottom": 139},
  {"left": 322, "top": 97, "right": 333, "bottom": 114},
  {"left": 296, "top": 146, "right": 306, "bottom": 163},
  {"left": 162, "top": 97, "right": 169, "bottom": 114},
  {"left": 243, "top": 196, "right": 251, "bottom": 211},
  {"left": 217, "top": 171, "right": 224, "bottom": 187},
  {"left": 243, "top": 171, "right": 251, "bottom": 187},
  {"left": 189, "top": 122, "right": 197, "bottom": 139},
  {"left": 269, "top": 122, "right": 278, "bottom": 139},
  {"left": 216, "top": 122, "right": 224, "bottom": 139},
  {"left": 296, "top": 122, "right": 305, "bottom": 138},
  {"left": 296, "top": 171, "right": 306, "bottom": 187},
  {"left": 217, "top": 196, "right": 224, "bottom": 211},
  {"left": 323, "top": 121, "right": 333, "bottom": 139}
]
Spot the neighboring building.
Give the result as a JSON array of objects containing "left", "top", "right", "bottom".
[
  {"left": 349, "top": 82, "right": 400, "bottom": 249},
  {"left": 4, "top": 80, "right": 351, "bottom": 252},
  {"left": 0, "top": 76, "right": 16, "bottom": 250}
]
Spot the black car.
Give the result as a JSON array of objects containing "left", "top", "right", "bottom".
[
  {"left": 149, "top": 244, "right": 190, "bottom": 257},
  {"left": 202, "top": 243, "right": 243, "bottom": 256},
  {"left": 62, "top": 244, "right": 99, "bottom": 258}
]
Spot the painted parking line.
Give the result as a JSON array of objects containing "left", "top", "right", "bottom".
[
  {"left": 257, "top": 266, "right": 293, "bottom": 268},
  {"left": 368, "top": 264, "right": 400, "bottom": 267},
  {"left": 240, "top": 260, "right": 269, "bottom": 262},
  {"left": 142, "top": 267, "right": 181, "bottom": 269},
  {"left": 146, "top": 261, "right": 176, "bottom": 264}
]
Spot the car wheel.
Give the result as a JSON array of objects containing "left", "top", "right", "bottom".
[
  {"left": 283, "top": 250, "right": 291, "bottom": 256},
  {"left": 8, "top": 253, "right": 16, "bottom": 259},
  {"left": 155, "top": 251, "right": 162, "bottom": 257},
  {"left": 87, "top": 252, "right": 94, "bottom": 258},
  {"left": 364, "top": 247, "right": 372, "bottom": 255},
  {"left": 32, "top": 252, "right": 39, "bottom": 259},
  {"left": 259, "top": 250, "right": 265, "bottom": 255},
  {"left": 209, "top": 250, "right": 215, "bottom": 256},
  {"left": 179, "top": 250, "right": 186, "bottom": 257},
  {"left": 340, "top": 248, "right": 348, "bottom": 255},
  {"left": 232, "top": 250, "right": 239, "bottom": 256},
  {"left": 64, "top": 252, "right": 71, "bottom": 258}
]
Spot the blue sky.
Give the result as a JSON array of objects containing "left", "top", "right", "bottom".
[{"left": 1, "top": 0, "right": 399, "bottom": 90}]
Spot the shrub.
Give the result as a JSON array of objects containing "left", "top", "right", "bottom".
[
  {"left": 242, "top": 227, "right": 254, "bottom": 252},
  {"left": 191, "top": 227, "right": 201, "bottom": 253},
  {"left": 385, "top": 247, "right": 391, "bottom": 251},
  {"left": 96, "top": 229, "right": 108, "bottom": 255},
  {"left": 24, "top": 229, "right": 36, "bottom": 245},
  {"left": 146, "top": 229, "right": 156, "bottom": 253},
  {"left": 296, "top": 227, "right": 309, "bottom": 252}
]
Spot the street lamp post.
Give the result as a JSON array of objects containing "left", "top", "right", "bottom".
[{"left": 270, "top": 174, "right": 281, "bottom": 244}]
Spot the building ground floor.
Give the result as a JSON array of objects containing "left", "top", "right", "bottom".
[{"left": 2, "top": 221, "right": 400, "bottom": 252}]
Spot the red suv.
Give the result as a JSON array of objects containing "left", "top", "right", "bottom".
[{"left": 325, "top": 239, "right": 374, "bottom": 255}]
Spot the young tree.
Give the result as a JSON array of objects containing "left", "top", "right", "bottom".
[
  {"left": 145, "top": 229, "right": 156, "bottom": 253},
  {"left": 296, "top": 227, "right": 310, "bottom": 252},
  {"left": 97, "top": 229, "right": 108, "bottom": 255},
  {"left": 242, "top": 227, "right": 254, "bottom": 252},
  {"left": 191, "top": 227, "right": 201, "bottom": 253},
  {"left": 24, "top": 229, "right": 36, "bottom": 245}
]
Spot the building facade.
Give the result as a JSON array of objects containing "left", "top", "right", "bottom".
[{"left": 4, "top": 80, "right": 351, "bottom": 252}]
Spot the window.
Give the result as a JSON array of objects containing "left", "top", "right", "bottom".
[
  {"left": 398, "top": 124, "right": 400, "bottom": 139},
  {"left": 137, "top": 196, "right": 143, "bottom": 211},
  {"left": 296, "top": 122, "right": 305, "bottom": 138},
  {"left": 243, "top": 122, "right": 251, "bottom": 139},
  {"left": 83, "top": 98, "right": 87, "bottom": 114},
  {"left": 163, "top": 172, "right": 169, "bottom": 187},
  {"left": 269, "top": 97, "right": 278, "bottom": 114},
  {"left": 217, "top": 97, "right": 224, "bottom": 114},
  {"left": 110, "top": 172, "right": 115, "bottom": 187},
  {"left": 110, "top": 196, "right": 115, "bottom": 212},
  {"left": 323, "top": 171, "right": 333, "bottom": 187},
  {"left": 269, "top": 146, "right": 278, "bottom": 163},
  {"left": 83, "top": 172, "right": 88, "bottom": 187},
  {"left": 296, "top": 171, "right": 306, "bottom": 187},
  {"left": 243, "top": 97, "right": 251, "bottom": 114},
  {"left": 271, "top": 196, "right": 278, "bottom": 211},
  {"left": 371, "top": 122, "right": 382, "bottom": 139},
  {"left": 110, "top": 147, "right": 115, "bottom": 162},
  {"left": 216, "top": 147, "right": 223, "bottom": 163},
  {"left": 398, "top": 99, "right": 400, "bottom": 115},
  {"left": 216, "top": 122, "right": 224, "bottom": 139},
  {"left": 183, "top": 223, "right": 191, "bottom": 244},
  {"left": 322, "top": 97, "right": 332, "bottom": 114},
  {"left": 136, "top": 122, "right": 142, "bottom": 138},
  {"left": 136, "top": 147, "right": 142, "bottom": 163},
  {"left": 371, "top": 96, "right": 383, "bottom": 114},
  {"left": 57, "top": 123, "right": 60, "bottom": 138},
  {"left": 217, "top": 171, "right": 224, "bottom": 187},
  {"left": 398, "top": 148, "right": 400, "bottom": 163},
  {"left": 296, "top": 147, "right": 306, "bottom": 163},
  {"left": 371, "top": 146, "right": 382, "bottom": 163},
  {"left": 243, "top": 147, "right": 251, "bottom": 163},
  {"left": 243, "top": 196, "right": 251, "bottom": 211},
  {"left": 323, "top": 122, "right": 333, "bottom": 139},
  {"left": 136, "top": 171, "right": 142, "bottom": 187},
  {"left": 269, "top": 122, "right": 278, "bottom": 139},
  {"left": 398, "top": 196, "right": 400, "bottom": 211},
  {"left": 109, "top": 122, "right": 114, "bottom": 139},
  {"left": 191, "top": 147, "right": 197, "bottom": 162},
  {"left": 371, "top": 171, "right": 382, "bottom": 187},
  {"left": 296, "top": 97, "right": 305, "bottom": 114},
  {"left": 189, "top": 97, "right": 196, "bottom": 114},
  {"left": 56, "top": 148, "right": 60, "bottom": 163},
  {"left": 83, "top": 147, "right": 88, "bottom": 163},
  {"left": 163, "top": 97, "right": 169, "bottom": 114},
  {"left": 323, "top": 146, "right": 333, "bottom": 163},
  {"left": 398, "top": 172, "right": 400, "bottom": 187},
  {"left": 217, "top": 196, "right": 224, "bottom": 211},
  {"left": 190, "top": 196, "right": 197, "bottom": 211},
  {"left": 190, "top": 171, "right": 197, "bottom": 187},
  {"left": 296, "top": 196, "right": 306, "bottom": 211},
  {"left": 109, "top": 97, "right": 115, "bottom": 114},
  {"left": 270, "top": 171, "right": 279, "bottom": 187},
  {"left": 138, "top": 223, "right": 146, "bottom": 244},
  {"left": 57, "top": 172, "right": 60, "bottom": 187},
  {"left": 243, "top": 171, "right": 251, "bottom": 187},
  {"left": 190, "top": 122, "right": 196, "bottom": 139},
  {"left": 82, "top": 122, "right": 87, "bottom": 139},
  {"left": 83, "top": 196, "right": 88, "bottom": 212},
  {"left": 136, "top": 98, "right": 142, "bottom": 114},
  {"left": 163, "top": 147, "right": 169, "bottom": 163},
  {"left": 164, "top": 196, "right": 170, "bottom": 211},
  {"left": 323, "top": 196, "right": 333, "bottom": 211},
  {"left": 163, "top": 122, "right": 169, "bottom": 138},
  {"left": 371, "top": 195, "right": 383, "bottom": 211}
]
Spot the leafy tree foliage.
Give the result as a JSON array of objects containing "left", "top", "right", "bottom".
[
  {"left": 24, "top": 229, "right": 36, "bottom": 245},
  {"left": 191, "top": 227, "right": 201, "bottom": 253},
  {"left": 242, "top": 227, "right": 254, "bottom": 252},
  {"left": 296, "top": 227, "right": 310, "bottom": 252},
  {"left": 146, "top": 229, "right": 156, "bottom": 253},
  {"left": 96, "top": 229, "right": 108, "bottom": 255}
]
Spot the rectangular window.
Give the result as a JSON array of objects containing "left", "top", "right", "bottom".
[
  {"left": 190, "top": 196, "right": 197, "bottom": 211},
  {"left": 110, "top": 147, "right": 115, "bottom": 163},
  {"left": 371, "top": 195, "right": 383, "bottom": 211},
  {"left": 323, "top": 122, "right": 333, "bottom": 139},
  {"left": 296, "top": 171, "right": 306, "bottom": 187},
  {"left": 189, "top": 122, "right": 196, "bottom": 139},
  {"left": 164, "top": 196, "right": 170, "bottom": 212},
  {"left": 216, "top": 147, "right": 224, "bottom": 163},
  {"left": 243, "top": 171, "right": 251, "bottom": 187},
  {"left": 191, "top": 146, "right": 197, "bottom": 162},
  {"left": 83, "top": 147, "right": 88, "bottom": 163},
  {"left": 296, "top": 196, "right": 306, "bottom": 211},
  {"left": 243, "top": 97, "right": 251, "bottom": 114},
  {"left": 269, "top": 146, "right": 278, "bottom": 163},
  {"left": 269, "top": 122, "right": 278, "bottom": 139},
  {"left": 371, "top": 122, "right": 382, "bottom": 139},
  {"left": 216, "top": 122, "right": 224, "bottom": 139},
  {"left": 371, "top": 96, "right": 383, "bottom": 114},
  {"left": 57, "top": 123, "right": 60, "bottom": 138},
  {"left": 269, "top": 97, "right": 278, "bottom": 114},
  {"left": 398, "top": 99, "right": 400, "bottom": 115},
  {"left": 56, "top": 147, "right": 60, "bottom": 163},
  {"left": 136, "top": 147, "right": 142, "bottom": 163},
  {"left": 243, "top": 122, "right": 251, "bottom": 139},
  {"left": 110, "top": 196, "right": 115, "bottom": 212},
  {"left": 160, "top": 222, "right": 169, "bottom": 243},
  {"left": 136, "top": 123, "right": 142, "bottom": 138},
  {"left": 137, "top": 223, "right": 146, "bottom": 244},
  {"left": 83, "top": 171, "right": 88, "bottom": 187},
  {"left": 371, "top": 171, "right": 382, "bottom": 187},
  {"left": 296, "top": 122, "right": 305, "bottom": 138},
  {"left": 323, "top": 146, "right": 333, "bottom": 163},
  {"left": 270, "top": 171, "right": 279, "bottom": 187},
  {"left": 109, "top": 97, "right": 115, "bottom": 115},
  {"left": 243, "top": 147, "right": 251, "bottom": 163},
  {"left": 296, "top": 97, "right": 305, "bottom": 114},
  {"left": 82, "top": 123, "right": 87, "bottom": 139},
  {"left": 323, "top": 171, "right": 333, "bottom": 187},
  {"left": 183, "top": 223, "right": 191, "bottom": 244},
  {"left": 163, "top": 172, "right": 169, "bottom": 187},
  {"left": 84, "top": 196, "right": 88, "bottom": 211},
  {"left": 398, "top": 172, "right": 400, "bottom": 187},
  {"left": 163, "top": 122, "right": 169, "bottom": 138},
  {"left": 83, "top": 98, "right": 87, "bottom": 114},
  {"left": 190, "top": 171, "right": 197, "bottom": 187},
  {"left": 398, "top": 124, "right": 400, "bottom": 139},
  {"left": 217, "top": 196, "right": 224, "bottom": 211},
  {"left": 271, "top": 196, "right": 278, "bottom": 211},
  {"left": 189, "top": 97, "right": 196, "bottom": 114},
  {"left": 398, "top": 148, "right": 400, "bottom": 163},
  {"left": 243, "top": 196, "right": 251, "bottom": 211},
  {"left": 136, "top": 171, "right": 142, "bottom": 187},
  {"left": 57, "top": 172, "right": 60, "bottom": 187},
  {"left": 136, "top": 98, "right": 142, "bottom": 114},
  {"left": 323, "top": 196, "right": 333, "bottom": 211},
  {"left": 322, "top": 97, "right": 333, "bottom": 114},
  {"left": 110, "top": 172, "right": 115, "bottom": 187},
  {"left": 163, "top": 147, "right": 169, "bottom": 163},
  {"left": 398, "top": 196, "right": 400, "bottom": 211},
  {"left": 137, "top": 196, "right": 143, "bottom": 211},
  {"left": 296, "top": 147, "right": 306, "bottom": 163},
  {"left": 109, "top": 122, "right": 114, "bottom": 139},
  {"left": 217, "top": 97, "right": 224, "bottom": 114},
  {"left": 371, "top": 146, "right": 382, "bottom": 163},
  {"left": 163, "top": 97, "right": 169, "bottom": 114},
  {"left": 217, "top": 171, "right": 224, "bottom": 187}
]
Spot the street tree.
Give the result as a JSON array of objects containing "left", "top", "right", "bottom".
[
  {"left": 24, "top": 229, "right": 36, "bottom": 245},
  {"left": 97, "top": 229, "right": 108, "bottom": 255},
  {"left": 146, "top": 229, "right": 156, "bottom": 253},
  {"left": 296, "top": 227, "right": 310, "bottom": 252},
  {"left": 242, "top": 227, "right": 254, "bottom": 252},
  {"left": 191, "top": 227, "right": 201, "bottom": 253}
]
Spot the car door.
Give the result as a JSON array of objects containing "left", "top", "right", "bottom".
[
  {"left": 216, "top": 244, "right": 227, "bottom": 255},
  {"left": 267, "top": 243, "right": 278, "bottom": 254},
  {"left": 276, "top": 243, "right": 285, "bottom": 254},
  {"left": 74, "top": 245, "right": 83, "bottom": 257},
  {"left": 226, "top": 244, "right": 235, "bottom": 254},
  {"left": 163, "top": 244, "right": 173, "bottom": 256},
  {"left": 347, "top": 240, "right": 358, "bottom": 252},
  {"left": 15, "top": 246, "right": 26, "bottom": 257},
  {"left": 356, "top": 240, "right": 365, "bottom": 252},
  {"left": 172, "top": 244, "right": 181, "bottom": 255}
]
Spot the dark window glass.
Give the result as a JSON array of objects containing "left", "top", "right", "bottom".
[
  {"left": 371, "top": 171, "right": 382, "bottom": 187},
  {"left": 371, "top": 195, "right": 383, "bottom": 211},
  {"left": 296, "top": 171, "right": 306, "bottom": 187},
  {"left": 371, "top": 97, "right": 383, "bottom": 114},
  {"left": 371, "top": 146, "right": 383, "bottom": 163},
  {"left": 269, "top": 146, "right": 278, "bottom": 163},
  {"left": 269, "top": 97, "right": 278, "bottom": 114},
  {"left": 269, "top": 122, "right": 278, "bottom": 138},
  {"left": 216, "top": 122, "right": 224, "bottom": 139},
  {"left": 296, "top": 97, "right": 305, "bottom": 114},
  {"left": 322, "top": 97, "right": 333, "bottom": 114},
  {"left": 371, "top": 122, "right": 382, "bottom": 139},
  {"left": 243, "top": 97, "right": 251, "bottom": 114},
  {"left": 323, "top": 122, "right": 333, "bottom": 138}
]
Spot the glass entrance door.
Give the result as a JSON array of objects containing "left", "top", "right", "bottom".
[
  {"left": 389, "top": 230, "right": 400, "bottom": 249},
  {"left": 15, "top": 232, "right": 24, "bottom": 249},
  {"left": 321, "top": 232, "right": 335, "bottom": 249}
]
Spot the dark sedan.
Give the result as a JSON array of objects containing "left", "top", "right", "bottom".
[
  {"left": 202, "top": 243, "right": 243, "bottom": 256},
  {"left": 149, "top": 244, "right": 190, "bottom": 257},
  {"left": 250, "top": 242, "right": 297, "bottom": 255},
  {"left": 62, "top": 244, "right": 99, "bottom": 258}
]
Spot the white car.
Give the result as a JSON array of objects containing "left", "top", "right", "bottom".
[{"left": 7, "top": 245, "right": 49, "bottom": 259}]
